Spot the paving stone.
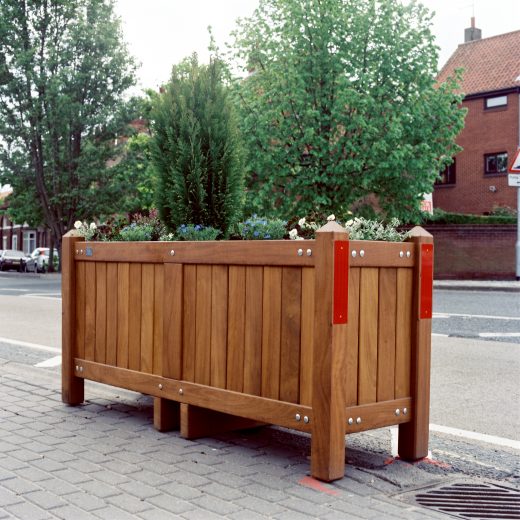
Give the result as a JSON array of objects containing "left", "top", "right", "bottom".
[
  {"left": 279, "top": 497, "right": 334, "bottom": 518},
  {"left": 1, "top": 476, "right": 41, "bottom": 495},
  {"left": 138, "top": 507, "right": 185, "bottom": 520},
  {"left": 234, "top": 495, "right": 286, "bottom": 516},
  {"left": 24, "top": 489, "right": 67, "bottom": 510},
  {"left": 181, "top": 508, "right": 227, "bottom": 520},
  {"left": 0, "top": 486, "right": 24, "bottom": 507},
  {"left": 4, "top": 501, "right": 53, "bottom": 520},
  {"left": 228, "top": 510, "right": 268, "bottom": 520},
  {"left": 192, "top": 494, "right": 241, "bottom": 515},
  {"left": 92, "top": 469, "right": 131, "bottom": 486},
  {"left": 78, "top": 480, "right": 120, "bottom": 499},
  {"left": 94, "top": 505, "right": 143, "bottom": 520},
  {"left": 37, "top": 477, "right": 80, "bottom": 497},
  {"left": 15, "top": 466, "right": 55, "bottom": 483},
  {"left": 107, "top": 493, "right": 152, "bottom": 514},
  {"left": 199, "top": 481, "right": 247, "bottom": 501},
  {"left": 63, "top": 491, "right": 107, "bottom": 511},
  {"left": 52, "top": 468, "right": 93, "bottom": 485},
  {"left": 147, "top": 494, "right": 195, "bottom": 514},
  {"left": 118, "top": 481, "right": 161, "bottom": 500}
]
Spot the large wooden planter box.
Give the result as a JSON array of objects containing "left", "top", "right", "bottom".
[{"left": 62, "top": 223, "right": 433, "bottom": 482}]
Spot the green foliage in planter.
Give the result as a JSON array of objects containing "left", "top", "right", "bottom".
[
  {"left": 151, "top": 55, "right": 245, "bottom": 237},
  {"left": 118, "top": 222, "right": 153, "bottom": 241},
  {"left": 175, "top": 224, "right": 221, "bottom": 241},
  {"left": 344, "top": 217, "right": 409, "bottom": 242},
  {"left": 421, "top": 208, "right": 516, "bottom": 225},
  {"left": 237, "top": 216, "right": 287, "bottom": 240}
]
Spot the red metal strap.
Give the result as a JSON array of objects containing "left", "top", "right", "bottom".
[
  {"left": 333, "top": 241, "right": 349, "bottom": 324},
  {"left": 420, "top": 243, "right": 434, "bottom": 319}
]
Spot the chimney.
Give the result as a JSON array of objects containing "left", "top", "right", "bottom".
[{"left": 464, "top": 17, "right": 482, "bottom": 42}]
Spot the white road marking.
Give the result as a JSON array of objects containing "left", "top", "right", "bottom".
[
  {"left": 479, "top": 332, "right": 520, "bottom": 338},
  {"left": 0, "top": 337, "right": 60, "bottom": 353},
  {"left": 432, "top": 333, "right": 448, "bottom": 337},
  {"left": 1, "top": 288, "right": 30, "bottom": 292},
  {"left": 35, "top": 355, "right": 62, "bottom": 367},
  {"left": 430, "top": 423, "right": 520, "bottom": 450},
  {"left": 433, "top": 312, "right": 520, "bottom": 321},
  {"left": 21, "top": 293, "right": 61, "bottom": 300}
]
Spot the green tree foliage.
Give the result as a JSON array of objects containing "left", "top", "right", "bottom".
[
  {"left": 151, "top": 55, "right": 245, "bottom": 236},
  {"left": 229, "top": 0, "right": 466, "bottom": 221},
  {"left": 0, "top": 0, "right": 136, "bottom": 264}
]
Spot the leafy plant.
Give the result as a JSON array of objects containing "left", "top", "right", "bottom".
[
  {"left": 118, "top": 223, "right": 154, "bottom": 242},
  {"left": 237, "top": 216, "right": 286, "bottom": 240},
  {"left": 344, "top": 217, "right": 409, "bottom": 242},
  {"left": 422, "top": 208, "right": 516, "bottom": 225},
  {"left": 175, "top": 224, "right": 221, "bottom": 241}
]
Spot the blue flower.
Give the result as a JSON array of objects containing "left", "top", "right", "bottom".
[
  {"left": 195, "top": 225, "right": 201, "bottom": 231},
  {"left": 253, "top": 231, "right": 259, "bottom": 237},
  {"left": 264, "top": 234, "right": 271, "bottom": 239}
]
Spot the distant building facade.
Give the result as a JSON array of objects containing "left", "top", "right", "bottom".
[{"left": 435, "top": 21, "right": 520, "bottom": 214}]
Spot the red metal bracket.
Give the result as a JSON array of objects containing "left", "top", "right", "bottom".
[
  {"left": 333, "top": 241, "right": 349, "bottom": 324},
  {"left": 420, "top": 243, "right": 434, "bottom": 319}
]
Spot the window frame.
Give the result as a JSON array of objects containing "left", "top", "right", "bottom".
[
  {"left": 435, "top": 158, "right": 456, "bottom": 186},
  {"left": 484, "top": 151, "right": 508, "bottom": 176},
  {"left": 484, "top": 95, "right": 508, "bottom": 110}
]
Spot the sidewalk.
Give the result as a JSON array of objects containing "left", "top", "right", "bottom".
[
  {"left": 434, "top": 279, "right": 520, "bottom": 292},
  {"left": 0, "top": 360, "right": 457, "bottom": 520}
]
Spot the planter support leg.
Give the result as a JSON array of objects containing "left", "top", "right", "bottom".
[
  {"left": 62, "top": 231, "right": 85, "bottom": 405},
  {"left": 399, "top": 226, "right": 433, "bottom": 460},
  {"left": 311, "top": 222, "right": 349, "bottom": 482},
  {"left": 154, "top": 398, "right": 180, "bottom": 432}
]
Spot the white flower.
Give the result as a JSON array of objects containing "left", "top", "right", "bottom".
[
  {"left": 74, "top": 220, "right": 82, "bottom": 230},
  {"left": 298, "top": 217, "right": 306, "bottom": 227},
  {"left": 89, "top": 222, "right": 97, "bottom": 230},
  {"left": 289, "top": 229, "right": 298, "bottom": 239},
  {"left": 345, "top": 219, "right": 354, "bottom": 227},
  {"left": 296, "top": 236, "right": 304, "bottom": 240},
  {"left": 327, "top": 214, "right": 335, "bottom": 221}
]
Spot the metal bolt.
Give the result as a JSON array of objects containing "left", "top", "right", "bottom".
[
  {"left": 170, "top": 250, "right": 175, "bottom": 256},
  {"left": 352, "top": 250, "right": 357, "bottom": 258},
  {"left": 179, "top": 388, "right": 184, "bottom": 395},
  {"left": 395, "top": 409, "right": 400, "bottom": 416},
  {"left": 356, "top": 417, "right": 362, "bottom": 424},
  {"left": 303, "top": 416, "right": 309, "bottom": 424},
  {"left": 295, "top": 413, "right": 301, "bottom": 421},
  {"left": 403, "top": 407, "right": 408, "bottom": 415},
  {"left": 348, "top": 417, "right": 354, "bottom": 425},
  {"left": 158, "top": 384, "right": 163, "bottom": 390},
  {"left": 76, "top": 250, "right": 79, "bottom": 254},
  {"left": 360, "top": 250, "right": 365, "bottom": 258},
  {"left": 406, "top": 251, "right": 411, "bottom": 258},
  {"left": 306, "top": 249, "right": 312, "bottom": 256},
  {"left": 297, "top": 249, "right": 303, "bottom": 256},
  {"left": 79, "top": 366, "right": 83, "bottom": 372},
  {"left": 399, "top": 251, "right": 404, "bottom": 258},
  {"left": 75, "top": 365, "right": 79, "bottom": 371}
]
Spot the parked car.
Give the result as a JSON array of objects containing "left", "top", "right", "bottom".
[
  {"left": 0, "top": 249, "right": 27, "bottom": 272},
  {"left": 25, "top": 248, "right": 59, "bottom": 273}
]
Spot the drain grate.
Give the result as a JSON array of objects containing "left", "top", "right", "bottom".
[{"left": 415, "top": 482, "right": 520, "bottom": 519}]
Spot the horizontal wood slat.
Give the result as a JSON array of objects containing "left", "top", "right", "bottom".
[
  {"left": 345, "top": 397, "right": 413, "bottom": 433},
  {"left": 349, "top": 242, "right": 415, "bottom": 267}
]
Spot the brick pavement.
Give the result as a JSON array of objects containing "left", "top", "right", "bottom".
[{"left": 0, "top": 358, "right": 454, "bottom": 519}]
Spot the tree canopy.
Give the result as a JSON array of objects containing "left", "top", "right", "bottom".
[
  {"left": 229, "top": 0, "right": 465, "bottom": 221},
  {"left": 0, "top": 0, "right": 136, "bottom": 259}
]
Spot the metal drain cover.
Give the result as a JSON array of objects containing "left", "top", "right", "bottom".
[{"left": 415, "top": 482, "right": 520, "bottom": 519}]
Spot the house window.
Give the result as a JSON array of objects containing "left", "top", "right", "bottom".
[
  {"left": 12, "top": 234, "right": 18, "bottom": 250},
  {"left": 2, "top": 236, "right": 7, "bottom": 250},
  {"left": 485, "top": 95, "right": 507, "bottom": 109},
  {"left": 484, "top": 152, "right": 508, "bottom": 175},
  {"left": 436, "top": 159, "right": 456, "bottom": 185},
  {"left": 23, "top": 231, "right": 36, "bottom": 254}
]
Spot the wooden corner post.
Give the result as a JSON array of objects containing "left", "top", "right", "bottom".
[
  {"left": 398, "top": 226, "right": 433, "bottom": 460},
  {"left": 62, "top": 230, "right": 85, "bottom": 405},
  {"left": 311, "top": 222, "right": 349, "bottom": 481}
]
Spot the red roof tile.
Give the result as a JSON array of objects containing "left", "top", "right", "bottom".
[{"left": 437, "top": 30, "right": 520, "bottom": 96}]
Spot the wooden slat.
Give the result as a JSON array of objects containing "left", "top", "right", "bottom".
[
  {"left": 95, "top": 263, "right": 107, "bottom": 364},
  {"left": 84, "top": 262, "right": 96, "bottom": 361},
  {"left": 345, "top": 397, "right": 412, "bottom": 433},
  {"left": 243, "top": 267, "right": 263, "bottom": 396},
  {"left": 210, "top": 266, "right": 228, "bottom": 388},
  {"left": 75, "top": 261, "right": 86, "bottom": 360},
  {"left": 261, "top": 267, "right": 282, "bottom": 399},
  {"left": 395, "top": 268, "right": 413, "bottom": 398},
  {"left": 377, "top": 268, "right": 397, "bottom": 402},
  {"left": 349, "top": 241, "right": 414, "bottom": 267},
  {"left": 128, "top": 263, "right": 142, "bottom": 371},
  {"left": 116, "top": 263, "right": 130, "bottom": 369},
  {"left": 195, "top": 265, "right": 212, "bottom": 385},
  {"left": 140, "top": 264, "right": 155, "bottom": 374},
  {"left": 163, "top": 264, "right": 183, "bottom": 379},
  {"left": 227, "top": 266, "right": 246, "bottom": 392},
  {"left": 153, "top": 264, "right": 164, "bottom": 375},
  {"left": 345, "top": 267, "right": 360, "bottom": 406},
  {"left": 105, "top": 263, "right": 118, "bottom": 366},
  {"left": 182, "top": 265, "right": 197, "bottom": 382},
  {"left": 358, "top": 268, "right": 379, "bottom": 405},
  {"left": 299, "top": 268, "right": 315, "bottom": 406},
  {"left": 280, "top": 267, "right": 302, "bottom": 404},
  {"left": 74, "top": 358, "right": 313, "bottom": 433},
  {"left": 76, "top": 240, "right": 315, "bottom": 266}
]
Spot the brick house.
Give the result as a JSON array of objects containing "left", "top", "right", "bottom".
[{"left": 434, "top": 21, "right": 520, "bottom": 214}]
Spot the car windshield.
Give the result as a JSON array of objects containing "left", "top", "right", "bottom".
[{"left": 4, "top": 250, "right": 25, "bottom": 258}]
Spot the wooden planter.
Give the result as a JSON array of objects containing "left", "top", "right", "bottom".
[{"left": 62, "top": 222, "right": 433, "bottom": 482}]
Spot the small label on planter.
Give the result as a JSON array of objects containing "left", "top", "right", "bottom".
[
  {"left": 333, "top": 241, "right": 349, "bottom": 324},
  {"left": 420, "top": 243, "right": 433, "bottom": 319},
  {"left": 86, "top": 247, "right": 93, "bottom": 257}
]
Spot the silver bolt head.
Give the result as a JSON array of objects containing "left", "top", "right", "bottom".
[
  {"left": 348, "top": 417, "right": 354, "bottom": 425},
  {"left": 406, "top": 251, "right": 411, "bottom": 258},
  {"left": 399, "top": 251, "right": 404, "bottom": 258},
  {"left": 352, "top": 250, "right": 357, "bottom": 258},
  {"left": 170, "top": 250, "right": 175, "bottom": 256},
  {"left": 395, "top": 409, "right": 400, "bottom": 416},
  {"left": 179, "top": 388, "right": 184, "bottom": 395},
  {"left": 158, "top": 384, "right": 163, "bottom": 390},
  {"left": 360, "top": 250, "right": 365, "bottom": 258},
  {"left": 297, "top": 249, "right": 303, "bottom": 256},
  {"left": 79, "top": 366, "right": 83, "bottom": 372},
  {"left": 75, "top": 365, "right": 79, "bottom": 371},
  {"left": 295, "top": 413, "right": 301, "bottom": 421},
  {"left": 306, "top": 249, "right": 312, "bottom": 256},
  {"left": 403, "top": 407, "right": 408, "bottom": 415},
  {"left": 356, "top": 417, "right": 362, "bottom": 424},
  {"left": 303, "top": 416, "right": 309, "bottom": 424}
]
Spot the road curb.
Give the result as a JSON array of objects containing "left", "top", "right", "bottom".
[{"left": 434, "top": 283, "right": 520, "bottom": 293}]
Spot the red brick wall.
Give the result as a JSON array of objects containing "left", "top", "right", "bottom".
[
  {"left": 433, "top": 93, "right": 519, "bottom": 214},
  {"left": 425, "top": 224, "right": 517, "bottom": 279}
]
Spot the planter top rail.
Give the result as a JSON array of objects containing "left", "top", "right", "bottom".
[{"left": 73, "top": 239, "right": 415, "bottom": 268}]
